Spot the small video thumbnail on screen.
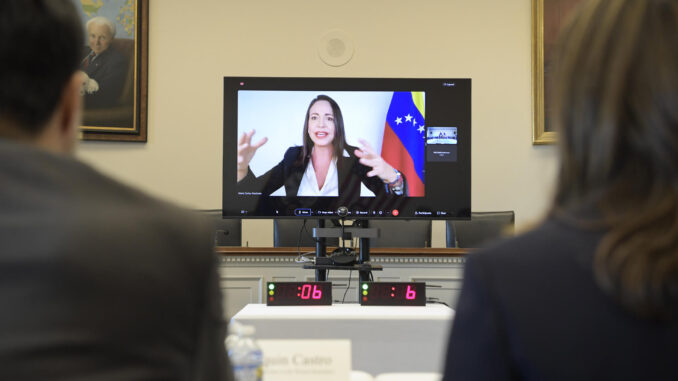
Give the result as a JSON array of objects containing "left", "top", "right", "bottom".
[{"left": 426, "top": 127, "right": 457, "bottom": 162}]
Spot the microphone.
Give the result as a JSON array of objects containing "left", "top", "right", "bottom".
[
  {"left": 336, "top": 206, "right": 349, "bottom": 218},
  {"left": 332, "top": 207, "right": 356, "bottom": 265}
]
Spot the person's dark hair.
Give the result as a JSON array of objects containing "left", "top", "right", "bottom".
[
  {"left": 0, "top": 0, "right": 83, "bottom": 136},
  {"left": 301, "top": 95, "right": 348, "bottom": 161},
  {"left": 551, "top": 0, "right": 678, "bottom": 318}
]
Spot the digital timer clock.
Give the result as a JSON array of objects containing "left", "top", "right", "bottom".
[
  {"left": 266, "top": 282, "right": 333, "bottom": 306},
  {"left": 359, "top": 282, "right": 426, "bottom": 306}
]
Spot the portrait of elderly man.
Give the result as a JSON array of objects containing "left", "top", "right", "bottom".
[{"left": 80, "top": 16, "right": 129, "bottom": 111}]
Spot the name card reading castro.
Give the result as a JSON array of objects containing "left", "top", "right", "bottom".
[
  {"left": 257, "top": 339, "right": 351, "bottom": 381},
  {"left": 266, "top": 282, "right": 333, "bottom": 306}
]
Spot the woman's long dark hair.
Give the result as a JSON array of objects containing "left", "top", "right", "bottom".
[
  {"left": 551, "top": 0, "right": 678, "bottom": 318},
  {"left": 300, "top": 95, "right": 348, "bottom": 162}
]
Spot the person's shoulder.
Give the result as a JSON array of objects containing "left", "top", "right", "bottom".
[
  {"left": 284, "top": 146, "right": 302, "bottom": 155},
  {"left": 99, "top": 46, "right": 127, "bottom": 65},
  {"left": 468, "top": 217, "right": 599, "bottom": 270},
  {"left": 343, "top": 144, "right": 359, "bottom": 160},
  {"left": 51, "top": 154, "right": 204, "bottom": 229},
  {"left": 282, "top": 146, "right": 302, "bottom": 164},
  {"left": 2, "top": 143, "right": 214, "bottom": 267},
  {"left": 70, "top": 160, "right": 214, "bottom": 263}
]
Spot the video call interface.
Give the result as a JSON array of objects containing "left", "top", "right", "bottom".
[{"left": 222, "top": 77, "right": 471, "bottom": 219}]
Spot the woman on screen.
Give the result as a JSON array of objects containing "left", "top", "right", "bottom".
[{"left": 236, "top": 94, "right": 407, "bottom": 198}]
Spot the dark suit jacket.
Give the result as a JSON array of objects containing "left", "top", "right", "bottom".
[
  {"left": 81, "top": 46, "right": 128, "bottom": 109},
  {"left": 238, "top": 145, "right": 407, "bottom": 204},
  {"left": 443, "top": 217, "right": 678, "bottom": 381},
  {"left": 0, "top": 139, "right": 233, "bottom": 381}
]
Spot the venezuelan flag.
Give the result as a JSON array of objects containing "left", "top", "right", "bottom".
[{"left": 381, "top": 92, "right": 426, "bottom": 196}]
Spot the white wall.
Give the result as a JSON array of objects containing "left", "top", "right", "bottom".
[{"left": 77, "top": 0, "right": 558, "bottom": 247}]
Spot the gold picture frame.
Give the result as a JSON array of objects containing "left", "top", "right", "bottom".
[
  {"left": 75, "top": 0, "right": 148, "bottom": 142},
  {"left": 532, "top": 0, "right": 584, "bottom": 145}
]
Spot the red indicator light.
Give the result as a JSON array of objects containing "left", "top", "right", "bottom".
[
  {"left": 393, "top": 209, "right": 399, "bottom": 216},
  {"left": 362, "top": 296, "right": 368, "bottom": 301},
  {"left": 240, "top": 82, "right": 245, "bottom": 86},
  {"left": 269, "top": 296, "right": 274, "bottom": 302},
  {"left": 391, "top": 293, "right": 395, "bottom": 297}
]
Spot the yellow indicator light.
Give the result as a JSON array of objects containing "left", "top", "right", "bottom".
[
  {"left": 269, "top": 290, "right": 274, "bottom": 296},
  {"left": 362, "top": 290, "right": 368, "bottom": 296}
]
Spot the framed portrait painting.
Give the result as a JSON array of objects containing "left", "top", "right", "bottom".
[
  {"left": 72, "top": 0, "right": 148, "bottom": 142},
  {"left": 532, "top": 0, "right": 585, "bottom": 144}
]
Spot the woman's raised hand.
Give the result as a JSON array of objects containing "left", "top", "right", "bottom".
[
  {"left": 354, "top": 139, "right": 398, "bottom": 183},
  {"left": 237, "top": 129, "right": 268, "bottom": 182}
]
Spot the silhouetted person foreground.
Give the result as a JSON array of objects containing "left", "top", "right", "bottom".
[{"left": 0, "top": 1, "right": 233, "bottom": 379}]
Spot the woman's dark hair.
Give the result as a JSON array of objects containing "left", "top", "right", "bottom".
[
  {"left": 301, "top": 95, "right": 348, "bottom": 161},
  {"left": 0, "top": 0, "right": 83, "bottom": 135},
  {"left": 551, "top": 0, "right": 678, "bottom": 318}
]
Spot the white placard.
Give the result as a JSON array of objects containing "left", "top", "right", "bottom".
[{"left": 257, "top": 339, "right": 351, "bottom": 381}]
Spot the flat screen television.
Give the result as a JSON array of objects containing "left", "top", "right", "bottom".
[{"left": 222, "top": 77, "right": 471, "bottom": 219}]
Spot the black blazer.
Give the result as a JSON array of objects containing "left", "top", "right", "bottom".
[
  {"left": 238, "top": 145, "right": 407, "bottom": 204},
  {"left": 81, "top": 46, "right": 128, "bottom": 109},
  {"left": 443, "top": 217, "right": 678, "bottom": 381},
  {"left": 0, "top": 139, "right": 233, "bottom": 380}
]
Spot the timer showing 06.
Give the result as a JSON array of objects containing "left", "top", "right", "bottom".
[
  {"left": 266, "top": 282, "right": 333, "bottom": 306},
  {"left": 270, "top": 284, "right": 323, "bottom": 299},
  {"left": 298, "top": 284, "right": 323, "bottom": 300}
]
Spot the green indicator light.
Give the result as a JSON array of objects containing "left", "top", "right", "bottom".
[
  {"left": 268, "top": 284, "right": 275, "bottom": 290},
  {"left": 362, "top": 283, "right": 368, "bottom": 290},
  {"left": 269, "top": 290, "right": 274, "bottom": 296},
  {"left": 362, "top": 290, "right": 368, "bottom": 296}
]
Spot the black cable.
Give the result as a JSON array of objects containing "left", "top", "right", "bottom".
[
  {"left": 340, "top": 217, "right": 346, "bottom": 249},
  {"left": 301, "top": 220, "right": 324, "bottom": 245},
  {"left": 294, "top": 220, "right": 318, "bottom": 264},
  {"left": 426, "top": 298, "right": 450, "bottom": 308},
  {"left": 296, "top": 219, "right": 306, "bottom": 258},
  {"left": 341, "top": 270, "right": 352, "bottom": 303}
]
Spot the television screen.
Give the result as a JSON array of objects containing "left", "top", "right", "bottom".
[{"left": 222, "top": 77, "right": 471, "bottom": 219}]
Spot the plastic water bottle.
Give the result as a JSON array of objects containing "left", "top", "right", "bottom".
[{"left": 226, "top": 322, "right": 263, "bottom": 381}]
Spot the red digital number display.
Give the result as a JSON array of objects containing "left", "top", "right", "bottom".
[
  {"left": 360, "top": 282, "right": 426, "bottom": 306},
  {"left": 267, "top": 282, "right": 332, "bottom": 306},
  {"left": 298, "top": 284, "right": 324, "bottom": 299}
]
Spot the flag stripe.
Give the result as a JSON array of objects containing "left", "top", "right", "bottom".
[
  {"left": 412, "top": 92, "right": 425, "bottom": 118},
  {"left": 381, "top": 91, "right": 426, "bottom": 196},
  {"left": 384, "top": 92, "right": 425, "bottom": 181},
  {"left": 382, "top": 123, "right": 425, "bottom": 196}
]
